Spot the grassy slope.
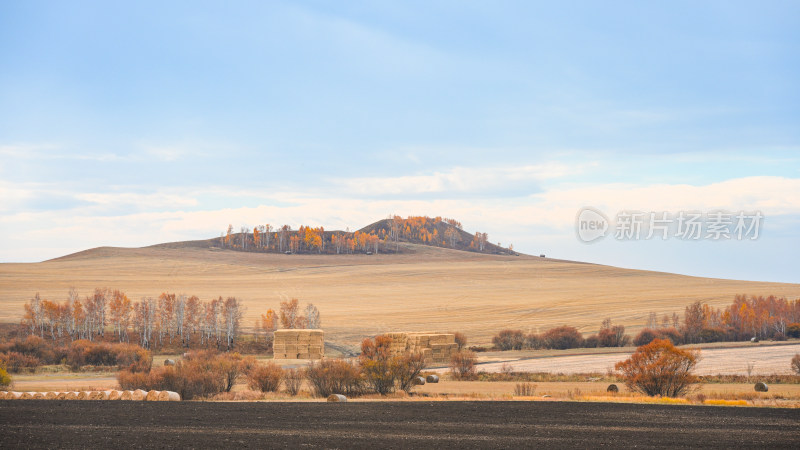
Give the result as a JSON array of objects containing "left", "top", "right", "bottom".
[{"left": 1, "top": 243, "right": 799, "bottom": 347}]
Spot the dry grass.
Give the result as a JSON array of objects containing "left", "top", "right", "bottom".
[{"left": 1, "top": 245, "right": 799, "bottom": 347}]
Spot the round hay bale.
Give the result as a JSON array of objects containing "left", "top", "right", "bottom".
[
  {"left": 7, "top": 392, "right": 22, "bottom": 400},
  {"left": 0, "top": 391, "right": 7, "bottom": 400},
  {"left": 164, "top": 359, "right": 175, "bottom": 366},
  {"left": 77, "top": 391, "right": 90, "bottom": 400},
  {"left": 145, "top": 390, "right": 161, "bottom": 401},
  {"left": 607, "top": 384, "right": 619, "bottom": 393},
  {"left": 56, "top": 392, "right": 68, "bottom": 400},
  {"left": 157, "top": 391, "right": 181, "bottom": 401},
  {"left": 754, "top": 382, "right": 769, "bottom": 392},
  {"left": 426, "top": 375, "right": 439, "bottom": 383},
  {"left": 132, "top": 389, "right": 147, "bottom": 401},
  {"left": 33, "top": 392, "right": 46, "bottom": 400},
  {"left": 327, "top": 394, "right": 347, "bottom": 402},
  {"left": 412, "top": 376, "right": 426, "bottom": 386},
  {"left": 107, "top": 390, "right": 122, "bottom": 400},
  {"left": 65, "top": 391, "right": 78, "bottom": 400},
  {"left": 751, "top": 337, "right": 759, "bottom": 343},
  {"left": 120, "top": 390, "right": 133, "bottom": 400},
  {"left": 20, "top": 392, "right": 34, "bottom": 399},
  {"left": 45, "top": 392, "right": 58, "bottom": 400}
]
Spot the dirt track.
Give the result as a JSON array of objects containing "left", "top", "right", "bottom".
[{"left": 1, "top": 401, "right": 798, "bottom": 448}]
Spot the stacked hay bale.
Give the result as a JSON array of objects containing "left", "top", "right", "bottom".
[
  {"left": 384, "top": 332, "right": 458, "bottom": 365},
  {"left": 273, "top": 329, "right": 324, "bottom": 360}
]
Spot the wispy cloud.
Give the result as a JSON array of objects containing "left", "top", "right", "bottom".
[{"left": 332, "top": 163, "right": 578, "bottom": 196}]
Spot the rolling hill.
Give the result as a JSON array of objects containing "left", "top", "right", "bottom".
[{"left": 2, "top": 223, "right": 799, "bottom": 348}]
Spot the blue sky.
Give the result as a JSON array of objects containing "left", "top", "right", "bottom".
[{"left": 1, "top": 1, "right": 799, "bottom": 283}]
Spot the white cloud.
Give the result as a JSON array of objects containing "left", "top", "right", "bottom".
[{"left": 334, "top": 163, "right": 576, "bottom": 196}]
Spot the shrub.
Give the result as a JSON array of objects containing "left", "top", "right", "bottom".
[
  {"left": 773, "top": 332, "right": 787, "bottom": 341},
  {"left": 306, "top": 359, "right": 364, "bottom": 397},
  {"left": 615, "top": 338, "right": 700, "bottom": 397},
  {"left": 787, "top": 323, "right": 800, "bottom": 339},
  {"left": 791, "top": 354, "right": 800, "bottom": 375},
  {"left": 543, "top": 326, "right": 583, "bottom": 349},
  {"left": 598, "top": 324, "right": 629, "bottom": 347},
  {"left": 392, "top": 352, "right": 427, "bottom": 393},
  {"left": 492, "top": 329, "right": 525, "bottom": 351},
  {"left": 452, "top": 332, "right": 467, "bottom": 351},
  {"left": 117, "top": 352, "right": 231, "bottom": 400},
  {"left": 0, "top": 363, "right": 11, "bottom": 388},
  {"left": 0, "top": 351, "right": 41, "bottom": 373},
  {"left": 698, "top": 327, "right": 727, "bottom": 343},
  {"left": 449, "top": 351, "right": 477, "bottom": 380},
  {"left": 658, "top": 327, "right": 684, "bottom": 345},
  {"left": 247, "top": 362, "right": 284, "bottom": 392},
  {"left": 359, "top": 336, "right": 395, "bottom": 395},
  {"left": 284, "top": 368, "right": 305, "bottom": 396},
  {"left": 633, "top": 328, "right": 659, "bottom": 346},
  {"left": 67, "top": 340, "right": 152, "bottom": 372},
  {"left": 583, "top": 335, "right": 599, "bottom": 348},
  {"left": 513, "top": 382, "right": 536, "bottom": 396},
  {"left": 524, "top": 333, "right": 543, "bottom": 349}
]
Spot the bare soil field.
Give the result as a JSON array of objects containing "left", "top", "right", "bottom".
[
  {"left": 1, "top": 401, "right": 798, "bottom": 448},
  {"left": 1, "top": 244, "right": 799, "bottom": 346},
  {"left": 467, "top": 342, "right": 800, "bottom": 375}
]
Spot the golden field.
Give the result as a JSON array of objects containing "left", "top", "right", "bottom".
[{"left": 1, "top": 243, "right": 799, "bottom": 348}]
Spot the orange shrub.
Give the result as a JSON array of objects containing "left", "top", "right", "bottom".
[
  {"left": 247, "top": 362, "right": 284, "bottom": 392},
  {"left": 542, "top": 326, "right": 583, "bottom": 349},
  {"left": 306, "top": 359, "right": 364, "bottom": 397},
  {"left": 0, "top": 351, "right": 41, "bottom": 373},
  {"left": 449, "top": 351, "right": 477, "bottom": 380},
  {"left": 791, "top": 354, "right": 800, "bottom": 375},
  {"left": 615, "top": 338, "right": 699, "bottom": 397}
]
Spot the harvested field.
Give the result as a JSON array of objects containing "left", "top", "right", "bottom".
[
  {"left": 1, "top": 401, "right": 798, "bottom": 448},
  {"left": 1, "top": 245, "right": 799, "bottom": 346},
  {"left": 465, "top": 343, "right": 800, "bottom": 376}
]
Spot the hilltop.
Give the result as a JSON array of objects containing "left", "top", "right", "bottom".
[{"left": 210, "top": 216, "right": 518, "bottom": 256}]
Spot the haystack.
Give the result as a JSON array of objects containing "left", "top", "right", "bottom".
[
  {"left": 607, "top": 384, "right": 619, "bottom": 393},
  {"left": 754, "top": 382, "right": 769, "bottom": 392},
  {"left": 77, "top": 391, "right": 90, "bottom": 400},
  {"left": 45, "top": 391, "right": 58, "bottom": 400},
  {"left": 132, "top": 389, "right": 147, "bottom": 400},
  {"left": 65, "top": 391, "right": 78, "bottom": 400},
  {"left": 120, "top": 390, "right": 133, "bottom": 400},
  {"left": 7, "top": 392, "right": 22, "bottom": 400},
  {"left": 383, "top": 332, "right": 457, "bottom": 365},
  {"left": 274, "top": 329, "right": 324, "bottom": 359},
  {"left": 108, "top": 390, "right": 122, "bottom": 400},
  {"left": 20, "top": 392, "right": 34, "bottom": 399},
  {"left": 32, "top": 392, "right": 45, "bottom": 399},
  {"left": 327, "top": 394, "right": 347, "bottom": 402},
  {"left": 426, "top": 374, "right": 439, "bottom": 383},
  {"left": 157, "top": 391, "right": 181, "bottom": 401},
  {"left": 145, "top": 390, "right": 161, "bottom": 401},
  {"left": 56, "top": 392, "right": 68, "bottom": 400}
]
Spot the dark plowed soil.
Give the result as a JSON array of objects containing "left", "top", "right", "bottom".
[{"left": 1, "top": 401, "right": 798, "bottom": 448}]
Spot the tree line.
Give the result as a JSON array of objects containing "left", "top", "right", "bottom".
[
  {"left": 491, "top": 294, "right": 800, "bottom": 352},
  {"left": 20, "top": 290, "right": 322, "bottom": 351},
  {"left": 219, "top": 215, "right": 504, "bottom": 255}
]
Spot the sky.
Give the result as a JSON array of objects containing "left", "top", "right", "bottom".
[{"left": 1, "top": 1, "right": 799, "bottom": 283}]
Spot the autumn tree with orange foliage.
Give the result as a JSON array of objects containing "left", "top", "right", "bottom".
[{"left": 615, "top": 339, "right": 700, "bottom": 397}]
